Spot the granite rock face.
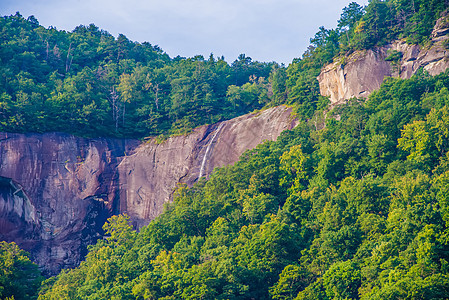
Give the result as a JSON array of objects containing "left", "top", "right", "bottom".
[
  {"left": 0, "top": 132, "right": 137, "bottom": 275},
  {"left": 0, "top": 106, "right": 296, "bottom": 274},
  {"left": 318, "top": 14, "right": 449, "bottom": 105},
  {"left": 118, "top": 106, "right": 297, "bottom": 228}
]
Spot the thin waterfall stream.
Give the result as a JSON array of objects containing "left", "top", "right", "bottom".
[{"left": 198, "top": 122, "right": 225, "bottom": 178}]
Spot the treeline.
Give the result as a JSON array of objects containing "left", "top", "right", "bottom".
[
  {"left": 0, "top": 13, "right": 275, "bottom": 138},
  {"left": 335, "top": 0, "right": 448, "bottom": 51},
  {"left": 36, "top": 69, "right": 449, "bottom": 300},
  {"left": 2, "top": 1, "right": 447, "bottom": 138}
]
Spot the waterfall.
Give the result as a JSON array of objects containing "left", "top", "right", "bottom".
[{"left": 199, "top": 122, "right": 225, "bottom": 178}]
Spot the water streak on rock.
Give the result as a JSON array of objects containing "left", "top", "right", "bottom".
[{"left": 199, "top": 122, "right": 225, "bottom": 179}]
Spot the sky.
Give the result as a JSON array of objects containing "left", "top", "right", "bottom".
[{"left": 1, "top": 0, "right": 368, "bottom": 65}]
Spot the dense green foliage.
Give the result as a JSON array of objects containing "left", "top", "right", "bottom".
[
  {"left": 2, "top": 1, "right": 446, "bottom": 136},
  {"left": 0, "top": 241, "right": 43, "bottom": 300},
  {"left": 38, "top": 69, "right": 449, "bottom": 299},
  {"left": 0, "top": 14, "right": 275, "bottom": 138}
]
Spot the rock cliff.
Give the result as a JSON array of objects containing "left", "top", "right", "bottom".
[
  {"left": 0, "top": 133, "right": 137, "bottom": 275},
  {"left": 118, "top": 106, "right": 297, "bottom": 228},
  {"left": 318, "top": 14, "right": 449, "bottom": 104},
  {"left": 0, "top": 105, "right": 296, "bottom": 275}
]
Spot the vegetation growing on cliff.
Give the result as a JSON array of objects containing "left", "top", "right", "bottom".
[{"left": 281, "top": 0, "right": 449, "bottom": 119}]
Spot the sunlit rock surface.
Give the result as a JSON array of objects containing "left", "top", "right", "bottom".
[
  {"left": 119, "top": 106, "right": 297, "bottom": 228},
  {"left": 318, "top": 13, "right": 449, "bottom": 105}
]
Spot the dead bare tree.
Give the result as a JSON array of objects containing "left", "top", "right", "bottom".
[
  {"left": 109, "top": 86, "right": 120, "bottom": 132},
  {"left": 65, "top": 43, "right": 73, "bottom": 73}
]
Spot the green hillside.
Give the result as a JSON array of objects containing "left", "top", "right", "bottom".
[
  {"left": 1, "top": 0, "right": 446, "bottom": 138},
  {"left": 36, "top": 69, "right": 449, "bottom": 300}
]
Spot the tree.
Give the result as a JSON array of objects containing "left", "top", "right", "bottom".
[
  {"left": 269, "top": 66, "right": 287, "bottom": 105},
  {"left": 269, "top": 264, "right": 307, "bottom": 300},
  {"left": 338, "top": 2, "right": 365, "bottom": 44},
  {"left": 338, "top": 2, "right": 364, "bottom": 31},
  {"left": 103, "top": 214, "right": 136, "bottom": 248},
  {"left": 117, "top": 73, "right": 135, "bottom": 127},
  {"left": 279, "top": 144, "right": 309, "bottom": 193},
  {"left": 322, "top": 260, "right": 361, "bottom": 300},
  {"left": 0, "top": 242, "right": 43, "bottom": 300}
]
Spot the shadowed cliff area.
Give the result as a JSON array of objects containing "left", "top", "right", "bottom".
[{"left": 0, "top": 132, "right": 137, "bottom": 275}]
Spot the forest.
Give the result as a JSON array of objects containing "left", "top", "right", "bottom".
[
  {"left": 2, "top": 0, "right": 449, "bottom": 299},
  {"left": 0, "top": 12, "right": 276, "bottom": 138}
]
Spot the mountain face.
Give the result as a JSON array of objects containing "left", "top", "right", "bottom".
[
  {"left": 119, "top": 106, "right": 297, "bottom": 228},
  {"left": 0, "top": 106, "right": 297, "bottom": 275},
  {"left": 318, "top": 13, "right": 449, "bottom": 105}
]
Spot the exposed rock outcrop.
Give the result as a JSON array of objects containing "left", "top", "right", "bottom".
[
  {"left": 0, "top": 105, "right": 296, "bottom": 274},
  {"left": 318, "top": 14, "right": 449, "bottom": 104},
  {"left": 118, "top": 106, "right": 297, "bottom": 228}
]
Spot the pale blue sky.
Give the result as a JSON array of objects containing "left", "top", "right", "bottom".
[{"left": 1, "top": 0, "right": 368, "bottom": 64}]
